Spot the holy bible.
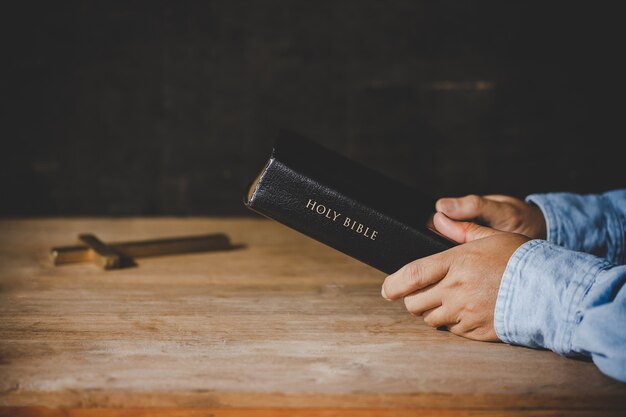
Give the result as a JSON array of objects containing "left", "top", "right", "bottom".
[{"left": 244, "top": 130, "right": 454, "bottom": 274}]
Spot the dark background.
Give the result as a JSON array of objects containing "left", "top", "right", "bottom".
[{"left": 2, "top": 1, "right": 624, "bottom": 216}]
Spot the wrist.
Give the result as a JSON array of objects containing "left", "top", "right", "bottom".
[{"left": 527, "top": 204, "right": 547, "bottom": 239}]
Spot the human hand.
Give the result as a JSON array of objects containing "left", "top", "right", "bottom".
[
  {"left": 435, "top": 194, "right": 546, "bottom": 239},
  {"left": 382, "top": 212, "right": 530, "bottom": 341}
]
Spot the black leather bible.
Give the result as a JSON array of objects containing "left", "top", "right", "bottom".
[{"left": 244, "top": 130, "right": 454, "bottom": 274}]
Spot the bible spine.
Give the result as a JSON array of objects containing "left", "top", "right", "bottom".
[{"left": 245, "top": 157, "right": 453, "bottom": 274}]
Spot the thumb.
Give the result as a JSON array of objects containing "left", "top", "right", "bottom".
[
  {"left": 435, "top": 194, "right": 503, "bottom": 222},
  {"left": 433, "top": 211, "right": 502, "bottom": 243}
]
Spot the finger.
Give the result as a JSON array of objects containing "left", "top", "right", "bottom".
[
  {"left": 403, "top": 285, "right": 442, "bottom": 316},
  {"left": 483, "top": 194, "right": 516, "bottom": 203},
  {"left": 433, "top": 212, "right": 503, "bottom": 243},
  {"left": 422, "top": 307, "right": 458, "bottom": 328},
  {"left": 435, "top": 194, "right": 504, "bottom": 222},
  {"left": 447, "top": 321, "right": 473, "bottom": 337},
  {"left": 382, "top": 253, "right": 450, "bottom": 301},
  {"left": 447, "top": 322, "right": 498, "bottom": 341}
]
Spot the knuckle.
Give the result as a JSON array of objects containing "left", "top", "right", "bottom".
[
  {"left": 452, "top": 321, "right": 470, "bottom": 335},
  {"left": 403, "top": 262, "right": 424, "bottom": 287},
  {"left": 466, "top": 194, "right": 483, "bottom": 210},
  {"left": 464, "top": 302, "right": 477, "bottom": 314},
  {"left": 446, "top": 278, "right": 463, "bottom": 290}
]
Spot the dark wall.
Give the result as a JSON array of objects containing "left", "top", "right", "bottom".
[{"left": 2, "top": 1, "right": 624, "bottom": 216}]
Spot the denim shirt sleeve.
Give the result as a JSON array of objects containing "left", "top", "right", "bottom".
[
  {"left": 494, "top": 240, "right": 626, "bottom": 382},
  {"left": 525, "top": 190, "right": 626, "bottom": 265}
]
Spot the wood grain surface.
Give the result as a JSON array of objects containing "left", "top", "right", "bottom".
[{"left": 0, "top": 218, "right": 625, "bottom": 415}]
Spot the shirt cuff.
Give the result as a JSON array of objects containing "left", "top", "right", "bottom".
[
  {"left": 525, "top": 192, "right": 625, "bottom": 264},
  {"left": 494, "top": 239, "right": 606, "bottom": 354},
  {"left": 525, "top": 194, "right": 558, "bottom": 245}
]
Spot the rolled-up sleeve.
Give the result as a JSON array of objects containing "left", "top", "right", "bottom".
[
  {"left": 495, "top": 240, "right": 626, "bottom": 382},
  {"left": 525, "top": 190, "right": 626, "bottom": 265}
]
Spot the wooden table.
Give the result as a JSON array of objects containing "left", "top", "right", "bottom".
[{"left": 1, "top": 218, "right": 624, "bottom": 416}]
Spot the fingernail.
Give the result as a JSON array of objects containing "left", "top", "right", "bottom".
[
  {"left": 439, "top": 198, "right": 456, "bottom": 212},
  {"left": 381, "top": 285, "right": 391, "bottom": 301}
]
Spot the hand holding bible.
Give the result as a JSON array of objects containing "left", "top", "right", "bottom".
[
  {"left": 436, "top": 194, "right": 547, "bottom": 239},
  {"left": 381, "top": 212, "right": 529, "bottom": 341}
]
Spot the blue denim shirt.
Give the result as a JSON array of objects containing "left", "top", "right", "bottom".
[{"left": 494, "top": 190, "right": 626, "bottom": 382}]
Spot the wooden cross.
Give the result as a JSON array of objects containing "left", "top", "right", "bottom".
[{"left": 50, "top": 233, "right": 235, "bottom": 270}]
